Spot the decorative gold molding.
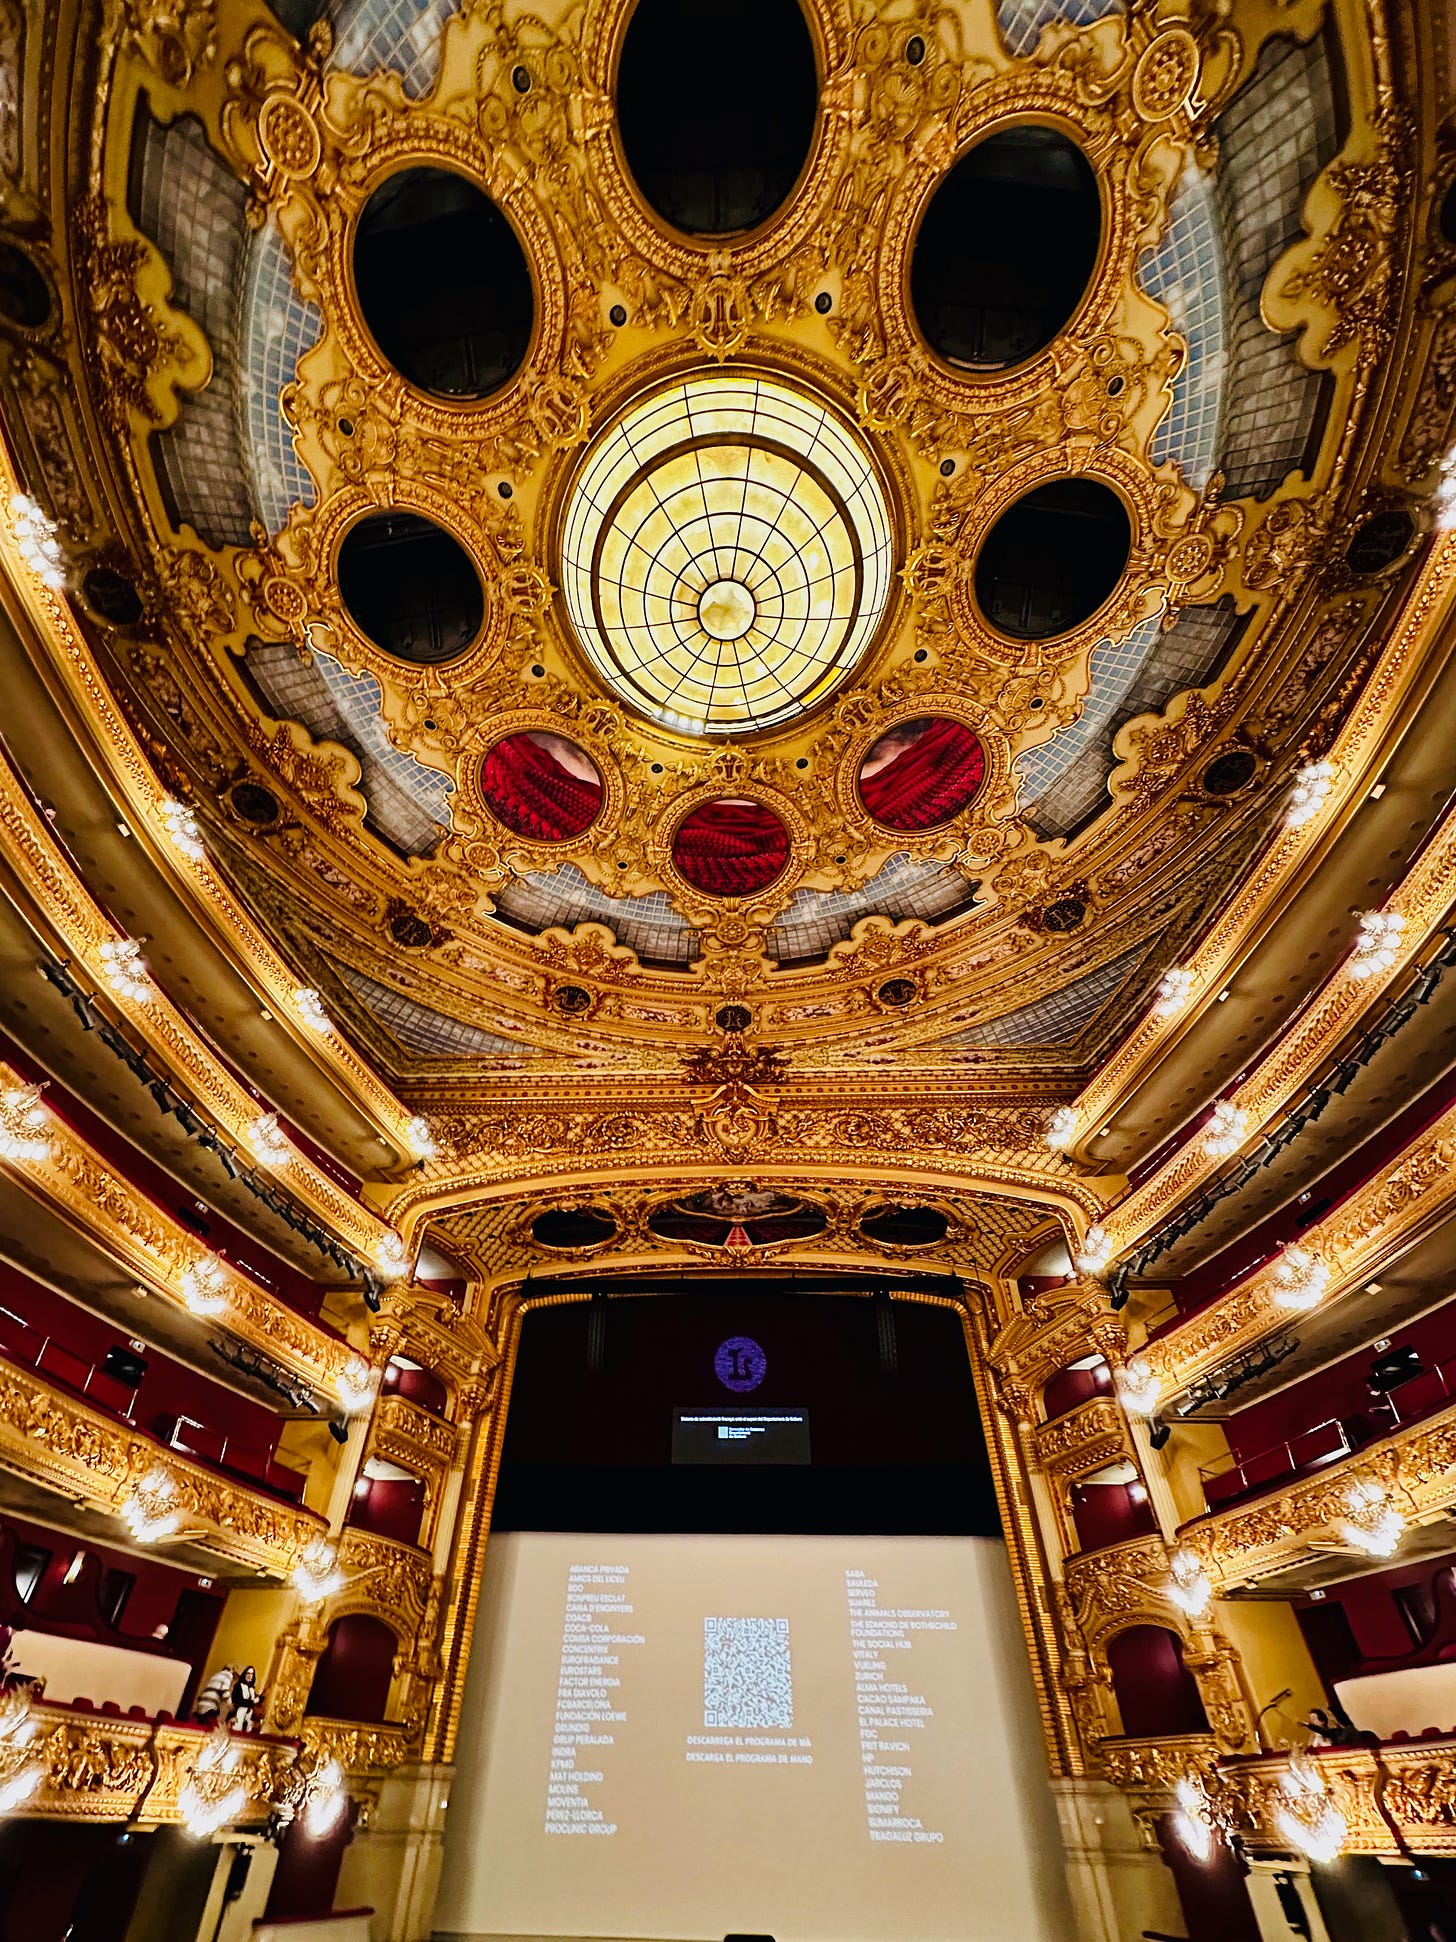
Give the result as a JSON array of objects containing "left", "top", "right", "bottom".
[
  {"left": 0, "top": 1057, "right": 364, "bottom": 1406},
  {"left": 1190, "top": 1395, "right": 1456, "bottom": 1589},
  {"left": 0, "top": 640, "right": 423, "bottom": 1229},
  {"left": 0, "top": 1355, "right": 327, "bottom": 1576},
  {"left": 1139, "top": 1099, "right": 1456, "bottom": 1406}
]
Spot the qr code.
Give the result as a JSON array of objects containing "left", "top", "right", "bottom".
[{"left": 703, "top": 1616, "right": 793, "bottom": 1729}]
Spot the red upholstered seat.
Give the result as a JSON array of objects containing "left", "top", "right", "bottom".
[
  {"left": 480, "top": 733, "right": 602, "bottom": 841},
  {"left": 859, "top": 717, "right": 987, "bottom": 831},
  {"left": 672, "top": 799, "right": 789, "bottom": 896}
]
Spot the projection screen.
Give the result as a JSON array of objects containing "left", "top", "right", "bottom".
[{"left": 432, "top": 1530, "right": 1072, "bottom": 1942}]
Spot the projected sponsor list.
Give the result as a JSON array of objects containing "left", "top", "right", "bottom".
[
  {"left": 847, "top": 1568, "right": 957, "bottom": 1844},
  {"left": 544, "top": 1565, "right": 645, "bottom": 1837}
]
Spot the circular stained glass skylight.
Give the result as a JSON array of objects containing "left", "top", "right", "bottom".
[{"left": 558, "top": 372, "right": 894, "bottom": 736}]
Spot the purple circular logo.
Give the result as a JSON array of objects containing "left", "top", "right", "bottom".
[{"left": 714, "top": 1336, "right": 766, "bottom": 1393}]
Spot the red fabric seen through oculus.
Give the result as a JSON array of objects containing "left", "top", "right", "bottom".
[
  {"left": 858, "top": 717, "right": 987, "bottom": 831},
  {"left": 480, "top": 731, "right": 603, "bottom": 841},
  {"left": 671, "top": 798, "right": 790, "bottom": 897}
]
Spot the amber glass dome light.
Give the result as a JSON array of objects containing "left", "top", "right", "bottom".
[{"left": 558, "top": 372, "right": 894, "bottom": 736}]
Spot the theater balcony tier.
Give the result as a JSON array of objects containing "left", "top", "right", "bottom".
[
  {"left": 0, "top": 728, "right": 416, "bottom": 1262},
  {"left": 1103, "top": 1732, "right": 1456, "bottom": 1862},
  {"left": 1181, "top": 1396, "right": 1456, "bottom": 1597},
  {"left": 1093, "top": 780, "right": 1456, "bottom": 1256},
  {"left": 6, "top": 1699, "right": 295, "bottom": 1829},
  {"left": 0, "top": 1055, "right": 366, "bottom": 1411},
  {"left": 1129, "top": 1094, "right": 1456, "bottom": 1412},
  {"left": 0, "top": 1354, "right": 328, "bottom": 1579}
]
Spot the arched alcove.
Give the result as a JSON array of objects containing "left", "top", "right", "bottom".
[{"left": 1106, "top": 1625, "right": 1209, "bottom": 1739}]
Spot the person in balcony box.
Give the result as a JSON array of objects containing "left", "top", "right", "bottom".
[
  {"left": 193, "top": 1662, "right": 236, "bottom": 1726},
  {"left": 230, "top": 1665, "right": 261, "bottom": 1733}
]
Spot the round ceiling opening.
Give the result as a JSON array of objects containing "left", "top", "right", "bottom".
[
  {"left": 858, "top": 718, "right": 987, "bottom": 832},
  {"left": 911, "top": 126, "right": 1101, "bottom": 370},
  {"left": 480, "top": 732, "right": 604, "bottom": 842},
  {"left": 352, "top": 166, "right": 533, "bottom": 399},
  {"left": 559, "top": 371, "right": 894, "bottom": 736},
  {"left": 532, "top": 1208, "right": 618, "bottom": 1249},
  {"left": 616, "top": 0, "right": 818, "bottom": 235},
  {"left": 672, "top": 799, "right": 790, "bottom": 897},
  {"left": 974, "top": 479, "right": 1130, "bottom": 641},
  {"left": 648, "top": 1187, "right": 826, "bottom": 1247},
  {"left": 860, "top": 1205, "right": 950, "bottom": 1247},
  {"left": 338, "top": 510, "right": 485, "bottom": 663}
]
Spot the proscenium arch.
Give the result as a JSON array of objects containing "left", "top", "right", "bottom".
[{"left": 419, "top": 1250, "right": 1087, "bottom": 1778}]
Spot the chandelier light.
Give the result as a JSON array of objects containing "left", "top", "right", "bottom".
[
  {"left": 0, "top": 1687, "right": 44, "bottom": 1817},
  {"left": 291, "top": 1536, "right": 345, "bottom": 1605},
  {"left": 159, "top": 797, "right": 206, "bottom": 863},
  {"left": 1271, "top": 1246, "right": 1329, "bottom": 1312},
  {"left": 0, "top": 1083, "right": 51, "bottom": 1163},
  {"left": 374, "top": 1231, "right": 410, "bottom": 1281},
  {"left": 294, "top": 986, "right": 332, "bottom": 1034},
  {"left": 180, "top": 1251, "right": 229, "bottom": 1318},
  {"left": 1273, "top": 1755, "right": 1346, "bottom": 1864},
  {"left": 1436, "top": 446, "right": 1456, "bottom": 529},
  {"left": 1202, "top": 1100, "right": 1247, "bottom": 1159},
  {"left": 405, "top": 1115, "right": 437, "bottom": 1161},
  {"left": 1335, "top": 1478, "right": 1405, "bottom": 1558},
  {"left": 7, "top": 492, "right": 65, "bottom": 589},
  {"left": 1166, "top": 1546, "right": 1214, "bottom": 1619},
  {"left": 179, "top": 1729, "right": 248, "bottom": 1838},
  {"left": 1115, "top": 1358, "right": 1160, "bottom": 1418},
  {"left": 302, "top": 1756, "right": 349, "bottom": 1838},
  {"left": 98, "top": 936, "right": 152, "bottom": 1003},
  {"left": 1153, "top": 967, "right": 1194, "bottom": 1018},
  {"left": 1349, "top": 909, "right": 1404, "bottom": 978},
  {"left": 249, "top": 1112, "right": 291, "bottom": 1169},
  {"left": 1074, "top": 1224, "right": 1112, "bottom": 1276},
  {"left": 1284, "top": 760, "right": 1333, "bottom": 830},
  {"left": 1171, "top": 1774, "right": 1216, "bottom": 1861},
  {"left": 120, "top": 1467, "right": 182, "bottom": 1544},
  {"left": 338, "top": 1354, "right": 376, "bottom": 1416}
]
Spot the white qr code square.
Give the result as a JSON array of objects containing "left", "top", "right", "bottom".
[{"left": 703, "top": 1616, "right": 792, "bottom": 1729}]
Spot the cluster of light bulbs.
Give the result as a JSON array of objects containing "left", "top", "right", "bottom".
[
  {"left": 405, "top": 1115, "right": 437, "bottom": 1161},
  {"left": 249, "top": 1111, "right": 291, "bottom": 1169},
  {"left": 1335, "top": 1477, "right": 1405, "bottom": 1558},
  {"left": 178, "top": 1730, "right": 248, "bottom": 1838},
  {"left": 294, "top": 986, "right": 332, "bottom": 1034},
  {"left": 338, "top": 1353, "right": 376, "bottom": 1416},
  {"left": 98, "top": 936, "right": 152, "bottom": 1003},
  {"left": 0, "top": 1082, "right": 50, "bottom": 1163},
  {"left": 1202, "top": 1100, "right": 1248, "bottom": 1159},
  {"left": 1271, "top": 1246, "right": 1329, "bottom": 1312},
  {"left": 1349, "top": 909, "right": 1405, "bottom": 977},
  {"left": 1165, "top": 1545, "right": 1213, "bottom": 1619},
  {"left": 159, "top": 797, "right": 206, "bottom": 863},
  {"left": 375, "top": 1231, "right": 411, "bottom": 1282},
  {"left": 1153, "top": 967, "right": 1194, "bottom": 1017},
  {"left": 1285, "top": 760, "right": 1334, "bottom": 829},
  {"left": 120, "top": 1466, "right": 182, "bottom": 1544},
  {"left": 180, "top": 1251, "right": 229, "bottom": 1318},
  {"left": 1115, "top": 1358, "right": 1160, "bottom": 1418},
  {"left": 7, "top": 493, "right": 65, "bottom": 590},
  {"left": 1073, "top": 1225, "right": 1113, "bottom": 1276},
  {"left": 290, "top": 1535, "right": 345, "bottom": 1605}
]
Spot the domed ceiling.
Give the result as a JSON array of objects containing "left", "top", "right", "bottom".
[{"left": 0, "top": 0, "right": 1433, "bottom": 1095}]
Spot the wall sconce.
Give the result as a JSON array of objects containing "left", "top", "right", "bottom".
[
  {"left": 1115, "top": 1359, "right": 1160, "bottom": 1418},
  {"left": 1166, "top": 1547, "right": 1214, "bottom": 1619},
  {"left": 1273, "top": 1755, "right": 1346, "bottom": 1863},
  {"left": 290, "top": 1536, "right": 344, "bottom": 1605},
  {"left": 0, "top": 1082, "right": 51, "bottom": 1163},
  {"left": 1335, "top": 1478, "right": 1405, "bottom": 1558},
  {"left": 1271, "top": 1246, "right": 1329, "bottom": 1312},
  {"left": 120, "top": 1467, "right": 182, "bottom": 1544},
  {"left": 179, "top": 1729, "right": 248, "bottom": 1838}
]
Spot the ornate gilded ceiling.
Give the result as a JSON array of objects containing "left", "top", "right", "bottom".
[{"left": 0, "top": 0, "right": 1443, "bottom": 1092}]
